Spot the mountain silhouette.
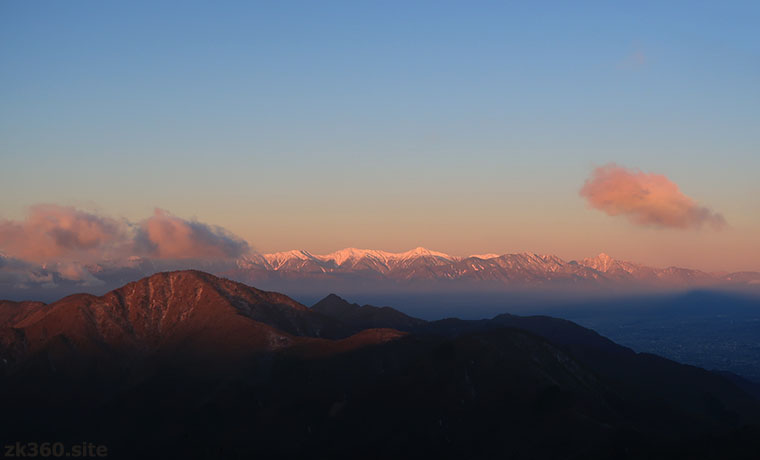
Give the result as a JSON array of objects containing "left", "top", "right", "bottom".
[
  {"left": 312, "top": 293, "right": 427, "bottom": 333},
  {"left": 1, "top": 270, "right": 759, "bottom": 459}
]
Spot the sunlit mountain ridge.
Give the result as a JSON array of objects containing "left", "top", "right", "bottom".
[
  {"left": 233, "top": 247, "right": 760, "bottom": 287},
  {"left": 3, "top": 247, "right": 759, "bottom": 302}
]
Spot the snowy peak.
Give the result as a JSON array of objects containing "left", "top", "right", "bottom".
[
  {"left": 469, "top": 253, "right": 500, "bottom": 260},
  {"left": 581, "top": 253, "right": 616, "bottom": 272},
  {"left": 578, "top": 253, "right": 646, "bottom": 276},
  {"left": 261, "top": 247, "right": 455, "bottom": 269},
  {"left": 394, "top": 247, "right": 453, "bottom": 261},
  {"left": 227, "top": 247, "right": 757, "bottom": 288},
  {"left": 318, "top": 248, "right": 395, "bottom": 266},
  {"left": 263, "top": 250, "right": 318, "bottom": 269}
]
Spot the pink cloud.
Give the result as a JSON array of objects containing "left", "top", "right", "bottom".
[
  {"left": 0, "top": 204, "right": 127, "bottom": 262},
  {"left": 580, "top": 164, "right": 726, "bottom": 230},
  {"left": 134, "top": 209, "right": 249, "bottom": 259},
  {"left": 0, "top": 205, "right": 250, "bottom": 263}
]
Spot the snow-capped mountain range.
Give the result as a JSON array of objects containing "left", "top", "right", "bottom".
[
  {"left": 244, "top": 247, "right": 456, "bottom": 272},
  {"left": 3, "top": 247, "right": 758, "bottom": 301},
  {"left": 230, "top": 247, "right": 760, "bottom": 288}
]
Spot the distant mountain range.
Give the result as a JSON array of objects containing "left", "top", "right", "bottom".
[
  {"left": 2, "top": 247, "right": 758, "bottom": 302},
  {"left": 229, "top": 247, "right": 760, "bottom": 289},
  {"left": 1, "top": 270, "right": 759, "bottom": 459}
]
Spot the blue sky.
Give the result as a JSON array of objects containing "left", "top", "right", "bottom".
[{"left": 1, "top": 1, "right": 759, "bottom": 270}]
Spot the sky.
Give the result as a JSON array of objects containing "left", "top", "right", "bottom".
[{"left": 1, "top": 1, "right": 759, "bottom": 272}]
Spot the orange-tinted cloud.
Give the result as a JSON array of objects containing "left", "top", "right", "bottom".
[
  {"left": 0, "top": 205, "right": 250, "bottom": 262},
  {"left": 134, "top": 209, "right": 249, "bottom": 259},
  {"left": 580, "top": 164, "right": 726, "bottom": 230},
  {"left": 0, "top": 204, "right": 126, "bottom": 262}
]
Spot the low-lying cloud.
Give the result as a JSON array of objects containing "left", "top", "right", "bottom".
[
  {"left": 0, "top": 205, "right": 251, "bottom": 262},
  {"left": 0, "top": 205, "right": 252, "bottom": 298},
  {"left": 580, "top": 164, "right": 726, "bottom": 230},
  {"left": 135, "top": 209, "right": 250, "bottom": 260},
  {"left": 0, "top": 204, "right": 127, "bottom": 262}
]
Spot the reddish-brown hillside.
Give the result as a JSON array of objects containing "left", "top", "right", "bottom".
[{"left": 0, "top": 271, "right": 400, "bottom": 371}]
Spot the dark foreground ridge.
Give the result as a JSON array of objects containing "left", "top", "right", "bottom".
[{"left": 1, "top": 271, "right": 759, "bottom": 459}]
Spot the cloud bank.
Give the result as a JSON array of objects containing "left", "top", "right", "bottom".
[
  {"left": 0, "top": 205, "right": 250, "bottom": 263},
  {"left": 580, "top": 164, "right": 726, "bottom": 230},
  {"left": 0, "top": 204, "right": 127, "bottom": 262},
  {"left": 135, "top": 209, "right": 250, "bottom": 260},
  {"left": 0, "top": 205, "right": 252, "bottom": 297}
]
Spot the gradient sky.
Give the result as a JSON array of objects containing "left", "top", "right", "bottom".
[{"left": 1, "top": 1, "right": 759, "bottom": 271}]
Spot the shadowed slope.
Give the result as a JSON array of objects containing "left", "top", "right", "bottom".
[
  {"left": 0, "top": 271, "right": 364, "bottom": 375},
  {"left": 1, "top": 272, "right": 759, "bottom": 459},
  {"left": 312, "top": 293, "right": 426, "bottom": 333}
]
